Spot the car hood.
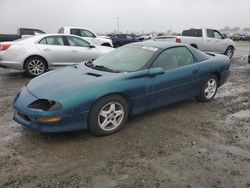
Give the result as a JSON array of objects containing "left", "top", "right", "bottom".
[{"left": 26, "top": 64, "right": 121, "bottom": 102}]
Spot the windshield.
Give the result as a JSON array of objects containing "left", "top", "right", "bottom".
[{"left": 91, "top": 45, "right": 157, "bottom": 72}]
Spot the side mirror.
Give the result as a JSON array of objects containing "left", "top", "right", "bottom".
[
  {"left": 89, "top": 44, "right": 95, "bottom": 48},
  {"left": 148, "top": 67, "right": 165, "bottom": 76}
]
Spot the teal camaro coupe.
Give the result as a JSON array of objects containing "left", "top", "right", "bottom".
[{"left": 13, "top": 41, "right": 230, "bottom": 135}]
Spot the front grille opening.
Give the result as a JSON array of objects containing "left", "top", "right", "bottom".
[{"left": 17, "top": 111, "right": 31, "bottom": 122}]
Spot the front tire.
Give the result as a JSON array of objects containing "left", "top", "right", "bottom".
[
  {"left": 196, "top": 75, "right": 218, "bottom": 102},
  {"left": 24, "top": 57, "right": 47, "bottom": 77},
  {"left": 225, "top": 47, "right": 234, "bottom": 59},
  {"left": 88, "top": 95, "right": 129, "bottom": 136}
]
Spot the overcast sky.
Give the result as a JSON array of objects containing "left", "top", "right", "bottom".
[{"left": 0, "top": 0, "right": 249, "bottom": 34}]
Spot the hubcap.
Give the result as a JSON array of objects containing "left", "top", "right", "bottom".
[
  {"left": 226, "top": 49, "right": 233, "bottom": 58},
  {"left": 98, "top": 102, "right": 124, "bottom": 131},
  {"left": 28, "top": 60, "right": 45, "bottom": 75},
  {"left": 204, "top": 78, "right": 217, "bottom": 99}
]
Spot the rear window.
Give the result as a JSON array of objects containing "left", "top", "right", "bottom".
[{"left": 182, "top": 29, "right": 202, "bottom": 37}]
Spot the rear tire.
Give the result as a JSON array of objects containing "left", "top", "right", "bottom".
[
  {"left": 196, "top": 75, "right": 218, "bottom": 102},
  {"left": 88, "top": 95, "right": 129, "bottom": 136},
  {"left": 24, "top": 57, "right": 47, "bottom": 77}
]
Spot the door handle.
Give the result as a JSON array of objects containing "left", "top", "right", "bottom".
[
  {"left": 192, "top": 70, "right": 199, "bottom": 74},
  {"left": 72, "top": 50, "right": 78, "bottom": 52},
  {"left": 43, "top": 48, "right": 51, "bottom": 51}
]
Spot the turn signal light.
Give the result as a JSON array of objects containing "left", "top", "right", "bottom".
[
  {"left": 37, "top": 117, "right": 61, "bottom": 123},
  {"left": 0, "top": 44, "right": 11, "bottom": 51}
]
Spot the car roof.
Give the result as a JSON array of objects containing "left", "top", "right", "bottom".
[
  {"left": 13, "top": 34, "right": 84, "bottom": 44},
  {"left": 132, "top": 41, "right": 186, "bottom": 49}
]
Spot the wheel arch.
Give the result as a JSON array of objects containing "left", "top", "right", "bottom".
[
  {"left": 190, "top": 44, "right": 198, "bottom": 49},
  {"left": 224, "top": 45, "right": 235, "bottom": 54},
  {"left": 90, "top": 92, "right": 132, "bottom": 115},
  {"left": 23, "top": 55, "right": 48, "bottom": 69},
  {"left": 210, "top": 72, "right": 221, "bottom": 85},
  {"left": 101, "top": 43, "right": 111, "bottom": 47}
]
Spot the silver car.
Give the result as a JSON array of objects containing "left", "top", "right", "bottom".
[{"left": 0, "top": 34, "right": 114, "bottom": 77}]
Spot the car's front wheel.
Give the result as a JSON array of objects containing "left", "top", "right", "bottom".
[
  {"left": 24, "top": 57, "right": 47, "bottom": 77},
  {"left": 196, "top": 75, "right": 218, "bottom": 102},
  {"left": 225, "top": 47, "right": 234, "bottom": 59},
  {"left": 88, "top": 95, "right": 129, "bottom": 136}
]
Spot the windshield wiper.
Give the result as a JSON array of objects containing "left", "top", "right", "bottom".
[
  {"left": 85, "top": 60, "right": 119, "bottom": 73},
  {"left": 93, "top": 65, "right": 120, "bottom": 73}
]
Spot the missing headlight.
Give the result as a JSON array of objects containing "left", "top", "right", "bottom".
[{"left": 28, "top": 99, "right": 62, "bottom": 111}]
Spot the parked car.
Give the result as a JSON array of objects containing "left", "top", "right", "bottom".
[
  {"left": 107, "top": 34, "right": 141, "bottom": 48},
  {"left": 0, "top": 28, "right": 45, "bottom": 42},
  {"left": 154, "top": 28, "right": 236, "bottom": 59},
  {"left": 13, "top": 41, "right": 230, "bottom": 135},
  {"left": 0, "top": 34, "right": 113, "bottom": 77},
  {"left": 58, "top": 27, "right": 113, "bottom": 47}
]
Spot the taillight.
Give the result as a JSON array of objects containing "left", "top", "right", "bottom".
[
  {"left": 176, "top": 38, "right": 181, "bottom": 43},
  {"left": 0, "top": 44, "right": 11, "bottom": 51}
]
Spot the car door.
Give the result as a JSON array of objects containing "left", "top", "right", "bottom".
[
  {"left": 206, "top": 29, "right": 228, "bottom": 53},
  {"left": 212, "top": 30, "right": 228, "bottom": 53},
  {"left": 36, "top": 36, "right": 74, "bottom": 66},
  {"left": 65, "top": 36, "right": 100, "bottom": 62},
  {"left": 79, "top": 29, "right": 100, "bottom": 45},
  {"left": 147, "top": 46, "right": 201, "bottom": 110}
]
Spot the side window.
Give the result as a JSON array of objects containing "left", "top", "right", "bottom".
[
  {"left": 38, "top": 38, "right": 47, "bottom": 44},
  {"left": 66, "top": 36, "right": 90, "bottom": 47},
  {"left": 207, "top": 29, "right": 215, "bottom": 38},
  {"left": 45, "top": 36, "right": 64, "bottom": 46},
  {"left": 214, "top": 31, "right": 223, "bottom": 39},
  {"left": 126, "top": 35, "right": 133, "bottom": 40},
  {"left": 80, "top": 30, "right": 95, "bottom": 37},
  {"left": 152, "top": 47, "right": 194, "bottom": 71},
  {"left": 118, "top": 34, "right": 126, "bottom": 39},
  {"left": 70, "top": 29, "right": 81, "bottom": 37}
]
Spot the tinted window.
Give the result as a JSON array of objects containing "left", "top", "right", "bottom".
[
  {"left": 44, "top": 36, "right": 64, "bottom": 46},
  {"left": 39, "top": 38, "right": 47, "bottom": 44},
  {"left": 66, "top": 36, "right": 90, "bottom": 47},
  {"left": 214, "top": 31, "right": 223, "bottom": 39},
  {"left": 126, "top": 35, "right": 133, "bottom": 40},
  {"left": 70, "top": 29, "right": 81, "bottom": 37},
  {"left": 207, "top": 29, "right": 215, "bottom": 38},
  {"left": 80, "top": 29, "right": 95, "bottom": 37},
  {"left": 182, "top": 29, "right": 202, "bottom": 37},
  {"left": 21, "top": 29, "right": 34, "bottom": 35},
  {"left": 117, "top": 34, "right": 126, "bottom": 39},
  {"left": 152, "top": 47, "right": 194, "bottom": 71}
]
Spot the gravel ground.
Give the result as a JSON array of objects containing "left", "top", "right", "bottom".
[{"left": 0, "top": 43, "right": 249, "bottom": 188}]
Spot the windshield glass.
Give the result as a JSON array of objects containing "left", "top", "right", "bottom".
[{"left": 92, "top": 45, "right": 157, "bottom": 72}]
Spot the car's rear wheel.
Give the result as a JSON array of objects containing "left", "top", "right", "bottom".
[
  {"left": 225, "top": 46, "right": 234, "bottom": 59},
  {"left": 88, "top": 95, "right": 129, "bottom": 136},
  {"left": 24, "top": 57, "right": 47, "bottom": 77},
  {"left": 196, "top": 75, "right": 218, "bottom": 102}
]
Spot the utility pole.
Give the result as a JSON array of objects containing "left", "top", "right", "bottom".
[{"left": 117, "top": 17, "right": 120, "bottom": 33}]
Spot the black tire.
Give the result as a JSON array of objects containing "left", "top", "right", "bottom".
[
  {"left": 196, "top": 75, "right": 218, "bottom": 102},
  {"left": 24, "top": 56, "right": 47, "bottom": 77},
  {"left": 88, "top": 95, "right": 129, "bottom": 136},
  {"left": 225, "top": 46, "right": 234, "bottom": 59}
]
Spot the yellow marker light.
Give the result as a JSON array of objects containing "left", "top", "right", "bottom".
[{"left": 37, "top": 117, "right": 61, "bottom": 123}]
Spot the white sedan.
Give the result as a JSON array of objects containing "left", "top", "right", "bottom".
[{"left": 0, "top": 34, "right": 114, "bottom": 77}]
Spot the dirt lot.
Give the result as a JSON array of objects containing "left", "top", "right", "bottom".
[{"left": 0, "top": 43, "right": 249, "bottom": 188}]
